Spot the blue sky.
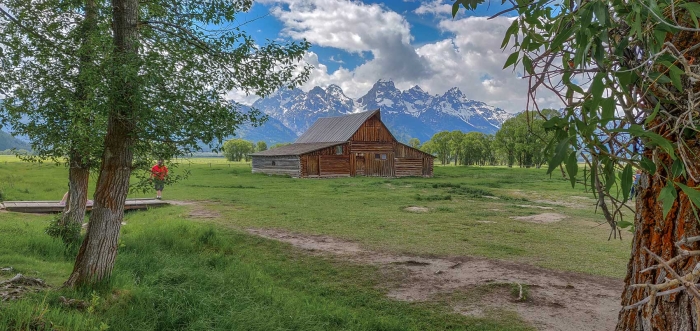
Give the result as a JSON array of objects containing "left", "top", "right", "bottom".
[{"left": 228, "top": 0, "right": 561, "bottom": 113}]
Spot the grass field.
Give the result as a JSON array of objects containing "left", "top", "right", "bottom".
[{"left": 0, "top": 155, "right": 631, "bottom": 330}]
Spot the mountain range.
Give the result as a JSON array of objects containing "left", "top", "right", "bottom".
[
  {"left": 0, "top": 130, "right": 30, "bottom": 151},
  {"left": 0, "top": 80, "right": 514, "bottom": 152},
  {"left": 239, "top": 79, "right": 513, "bottom": 144}
]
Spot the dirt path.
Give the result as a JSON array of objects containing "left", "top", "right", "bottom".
[
  {"left": 247, "top": 228, "right": 623, "bottom": 331},
  {"left": 172, "top": 201, "right": 623, "bottom": 330}
]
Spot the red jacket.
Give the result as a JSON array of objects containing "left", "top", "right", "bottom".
[{"left": 151, "top": 164, "right": 168, "bottom": 180}]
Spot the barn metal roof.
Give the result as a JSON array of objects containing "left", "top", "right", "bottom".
[
  {"left": 294, "top": 109, "right": 380, "bottom": 143},
  {"left": 250, "top": 142, "right": 344, "bottom": 156}
]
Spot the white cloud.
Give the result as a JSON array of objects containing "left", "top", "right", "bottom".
[
  {"left": 260, "top": 0, "right": 432, "bottom": 87},
  {"left": 228, "top": 0, "right": 564, "bottom": 113},
  {"left": 414, "top": 0, "right": 452, "bottom": 16},
  {"left": 416, "top": 16, "right": 562, "bottom": 111},
  {"left": 262, "top": 0, "right": 412, "bottom": 52}
]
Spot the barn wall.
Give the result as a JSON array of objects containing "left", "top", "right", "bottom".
[
  {"left": 300, "top": 143, "right": 351, "bottom": 177},
  {"left": 252, "top": 156, "right": 300, "bottom": 177},
  {"left": 393, "top": 143, "right": 434, "bottom": 177},
  {"left": 395, "top": 158, "right": 423, "bottom": 177},
  {"left": 365, "top": 154, "right": 395, "bottom": 177}
]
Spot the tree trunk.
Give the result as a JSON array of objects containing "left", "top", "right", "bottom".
[
  {"left": 65, "top": 0, "right": 139, "bottom": 288},
  {"left": 59, "top": 157, "right": 90, "bottom": 242},
  {"left": 616, "top": 149, "right": 700, "bottom": 330}
]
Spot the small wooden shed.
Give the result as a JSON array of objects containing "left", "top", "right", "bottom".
[{"left": 251, "top": 109, "right": 434, "bottom": 178}]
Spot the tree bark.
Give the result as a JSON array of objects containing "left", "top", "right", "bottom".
[
  {"left": 60, "top": 156, "right": 90, "bottom": 238},
  {"left": 65, "top": 0, "right": 139, "bottom": 288},
  {"left": 616, "top": 148, "right": 700, "bottom": 330}
]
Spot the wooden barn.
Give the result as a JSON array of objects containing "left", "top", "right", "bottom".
[{"left": 251, "top": 109, "right": 434, "bottom": 178}]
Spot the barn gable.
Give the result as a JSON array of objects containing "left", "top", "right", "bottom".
[{"left": 295, "top": 110, "right": 382, "bottom": 143}]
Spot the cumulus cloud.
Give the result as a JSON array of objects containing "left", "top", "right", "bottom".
[
  {"left": 422, "top": 16, "right": 562, "bottom": 111},
  {"left": 414, "top": 0, "right": 452, "bottom": 16},
  {"left": 228, "top": 0, "right": 563, "bottom": 113},
  {"left": 258, "top": 0, "right": 432, "bottom": 93}
]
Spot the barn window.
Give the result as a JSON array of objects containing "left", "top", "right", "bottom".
[
  {"left": 271, "top": 161, "right": 276, "bottom": 166},
  {"left": 375, "top": 153, "right": 387, "bottom": 160},
  {"left": 335, "top": 145, "right": 343, "bottom": 155}
]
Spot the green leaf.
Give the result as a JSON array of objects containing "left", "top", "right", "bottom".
[
  {"left": 625, "top": 125, "right": 677, "bottom": 159},
  {"left": 565, "top": 151, "right": 578, "bottom": 188},
  {"left": 648, "top": 72, "right": 672, "bottom": 84},
  {"left": 645, "top": 103, "right": 660, "bottom": 125},
  {"left": 621, "top": 164, "right": 633, "bottom": 201},
  {"left": 502, "top": 20, "right": 519, "bottom": 48},
  {"left": 671, "top": 159, "right": 686, "bottom": 178},
  {"left": 689, "top": 10, "right": 700, "bottom": 29},
  {"left": 669, "top": 66, "right": 684, "bottom": 92},
  {"left": 590, "top": 162, "right": 597, "bottom": 193},
  {"left": 616, "top": 71, "right": 633, "bottom": 87},
  {"left": 654, "top": 29, "right": 668, "bottom": 46},
  {"left": 677, "top": 182, "right": 700, "bottom": 211},
  {"left": 551, "top": 24, "right": 575, "bottom": 49},
  {"left": 547, "top": 137, "right": 572, "bottom": 175},
  {"left": 680, "top": 2, "right": 700, "bottom": 27},
  {"left": 589, "top": 74, "right": 605, "bottom": 102},
  {"left": 522, "top": 56, "right": 533, "bottom": 74},
  {"left": 593, "top": 2, "right": 609, "bottom": 26},
  {"left": 631, "top": 11, "right": 642, "bottom": 37},
  {"left": 452, "top": 2, "right": 460, "bottom": 17},
  {"left": 580, "top": 7, "right": 594, "bottom": 30},
  {"left": 504, "top": 52, "right": 519, "bottom": 69},
  {"left": 640, "top": 157, "right": 656, "bottom": 174},
  {"left": 659, "top": 181, "right": 677, "bottom": 219},
  {"left": 601, "top": 97, "right": 615, "bottom": 120},
  {"left": 617, "top": 220, "right": 634, "bottom": 229}
]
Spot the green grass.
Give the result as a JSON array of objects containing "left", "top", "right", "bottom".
[
  {"left": 0, "top": 156, "right": 631, "bottom": 278},
  {"left": 0, "top": 156, "right": 632, "bottom": 330},
  {"left": 0, "top": 209, "right": 531, "bottom": 331}
]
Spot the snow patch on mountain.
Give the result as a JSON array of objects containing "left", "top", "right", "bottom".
[{"left": 245, "top": 80, "right": 514, "bottom": 144}]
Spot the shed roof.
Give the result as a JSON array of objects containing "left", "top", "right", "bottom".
[
  {"left": 250, "top": 141, "right": 344, "bottom": 156},
  {"left": 294, "top": 109, "right": 380, "bottom": 143}
]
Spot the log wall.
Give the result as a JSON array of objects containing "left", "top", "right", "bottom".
[
  {"left": 252, "top": 156, "right": 301, "bottom": 177},
  {"left": 300, "top": 143, "right": 351, "bottom": 177}
]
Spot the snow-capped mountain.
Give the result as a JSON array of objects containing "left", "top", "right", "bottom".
[
  {"left": 253, "top": 84, "right": 355, "bottom": 136},
  {"left": 238, "top": 80, "right": 514, "bottom": 144}
]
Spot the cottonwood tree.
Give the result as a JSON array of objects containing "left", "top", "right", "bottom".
[
  {"left": 408, "top": 138, "right": 421, "bottom": 149},
  {"left": 223, "top": 139, "right": 255, "bottom": 162},
  {"left": 0, "top": 0, "right": 108, "bottom": 242},
  {"left": 58, "top": 0, "right": 310, "bottom": 287},
  {"left": 427, "top": 131, "right": 453, "bottom": 164},
  {"left": 455, "top": 0, "right": 700, "bottom": 329}
]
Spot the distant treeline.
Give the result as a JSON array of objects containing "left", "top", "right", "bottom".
[
  {"left": 0, "top": 149, "right": 30, "bottom": 156},
  {"left": 221, "top": 139, "right": 291, "bottom": 162},
  {"left": 417, "top": 110, "right": 558, "bottom": 168}
]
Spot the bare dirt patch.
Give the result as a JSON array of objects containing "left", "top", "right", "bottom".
[
  {"left": 170, "top": 200, "right": 221, "bottom": 219},
  {"left": 533, "top": 199, "right": 589, "bottom": 209},
  {"left": 246, "top": 228, "right": 622, "bottom": 331},
  {"left": 515, "top": 205, "right": 555, "bottom": 210},
  {"left": 404, "top": 206, "right": 430, "bottom": 213},
  {"left": 511, "top": 213, "right": 567, "bottom": 224}
]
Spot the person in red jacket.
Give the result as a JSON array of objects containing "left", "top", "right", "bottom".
[{"left": 151, "top": 159, "right": 169, "bottom": 200}]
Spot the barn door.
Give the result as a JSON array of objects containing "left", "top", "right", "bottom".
[
  {"left": 355, "top": 154, "right": 365, "bottom": 176},
  {"left": 307, "top": 155, "right": 319, "bottom": 176}
]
